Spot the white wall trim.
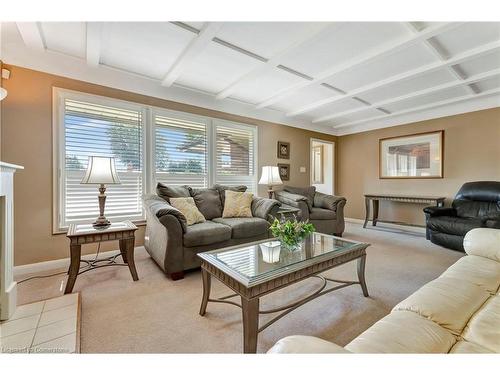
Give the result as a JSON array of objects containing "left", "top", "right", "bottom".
[{"left": 345, "top": 217, "right": 426, "bottom": 235}]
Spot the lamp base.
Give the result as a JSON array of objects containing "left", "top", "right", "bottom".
[{"left": 93, "top": 217, "right": 111, "bottom": 229}]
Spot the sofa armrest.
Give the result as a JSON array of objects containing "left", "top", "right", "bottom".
[
  {"left": 313, "top": 192, "right": 346, "bottom": 212},
  {"left": 423, "top": 206, "right": 457, "bottom": 217},
  {"left": 143, "top": 194, "right": 188, "bottom": 232},
  {"left": 274, "top": 191, "right": 310, "bottom": 220},
  {"left": 463, "top": 228, "right": 500, "bottom": 262},
  {"left": 252, "top": 197, "right": 281, "bottom": 221},
  {"left": 267, "top": 336, "right": 350, "bottom": 354}
]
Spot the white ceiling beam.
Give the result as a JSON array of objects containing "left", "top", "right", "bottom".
[
  {"left": 86, "top": 22, "right": 102, "bottom": 67},
  {"left": 332, "top": 87, "right": 500, "bottom": 129},
  {"left": 16, "top": 22, "right": 45, "bottom": 51},
  {"left": 287, "top": 39, "right": 500, "bottom": 117},
  {"left": 314, "top": 68, "right": 500, "bottom": 123},
  {"left": 256, "top": 22, "right": 462, "bottom": 109},
  {"left": 405, "top": 22, "right": 477, "bottom": 95},
  {"left": 161, "top": 22, "right": 222, "bottom": 87},
  {"left": 215, "top": 23, "right": 341, "bottom": 100}
]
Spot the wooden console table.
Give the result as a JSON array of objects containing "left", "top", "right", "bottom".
[{"left": 363, "top": 194, "right": 445, "bottom": 229}]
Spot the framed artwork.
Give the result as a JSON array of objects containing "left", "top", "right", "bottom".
[
  {"left": 277, "top": 163, "right": 290, "bottom": 181},
  {"left": 277, "top": 141, "right": 290, "bottom": 159},
  {"left": 379, "top": 130, "right": 444, "bottom": 179},
  {"left": 312, "top": 145, "right": 324, "bottom": 184}
]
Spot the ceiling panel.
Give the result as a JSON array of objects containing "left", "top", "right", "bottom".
[
  {"left": 230, "top": 67, "right": 305, "bottom": 104},
  {"left": 324, "top": 43, "right": 439, "bottom": 92},
  {"left": 456, "top": 50, "right": 500, "bottom": 77},
  {"left": 215, "top": 22, "right": 328, "bottom": 59},
  {"left": 279, "top": 22, "right": 411, "bottom": 77},
  {"left": 176, "top": 42, "right": 263, "bottom": 95},
  {"left": 271, "top": 83, "right": 341, "bottom": 112},
  {"left": 475, "top": 76, "right": 500, "bottom": 92},
  {"left": 383, "top": 86, "right": 470, "bottom": 113},
  {"left": 100, "top": 22, "right": 195, "bottom": 79},
  {"left": 40, "top": 22, "right": 86, "bottom": 59},
  {"left": 430, "top": 22, "right": 500, "bottom": 58},
  {"left": 330, "top": 108, "right": 385, "bottom": 126},
  {"left": 359, "top": 68, "right": 458, "bottom": 103},
  {"left": 308, "top": 98, "right": 367, "bottom": 121}
]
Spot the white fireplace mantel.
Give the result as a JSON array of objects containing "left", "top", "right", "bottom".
[{"left": 0, "top": 161, "right": 24, "bottom": 320}]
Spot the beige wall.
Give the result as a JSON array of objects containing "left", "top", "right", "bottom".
[
  {"left": 0, "top": 65, "right": 337, "bottom": 266},
  {"left": 337, "top": 108, "right": 500, "bottom": 225}
]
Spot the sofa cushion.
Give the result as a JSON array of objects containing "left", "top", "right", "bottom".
[
  {"left": 284, "top": 186, "right": 315, "bottom": 211},
  {"left": 485, "top": 219, "right": 500, "bottom": 229},
  {"left": 392, "top": 277, "right": 490, "bottom": 335},
  {"left": 463, "top": 228, "right": 500, "bottom": 262},
  {"left": 156, "top": 183, "right": 190, "bottom": 202},
  {"left": 213, "top": 184, "right": 247, "bottom": 207},
  {"left": 462, "top": 295, "right": 500, "bottom": 352},
  {"left": 213, "top": 217, "right": 269, "bottom": 239},
  {"left": 222, "top": 191, "right": 253, "bottom": 218},
  {"left": 427, "top": 216, "right": 484, "bottom": 236},
  {"left": 440, "top": 255, "right": 500, "bottom": 294},
  {"left": 189, "top": 187, "right": 223, "bottom": 220},
  {"left": 183, "top": 221, "right": 231, "bottom": 247},
  {"left": 449, "top": 341, "right": 494, "bottom": 353},
  {"left": 169, "top": 197, "right": 206, "bottom": 226},
  {"left": 309, "top": 207, "right": 336, "bottom": 220},
  {"left": 345, "top": 311, "right": 457, "bottom": 353},
  {"left": 453, "top": 199, "right": 500, "bottom": 219}
]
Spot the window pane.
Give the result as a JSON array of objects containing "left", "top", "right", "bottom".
[
  {"left": 63, "top": 99, "right": 143, "bottom": 227},
  {"left": 154, "top": 113, "right": 208, "bottom": 188}
]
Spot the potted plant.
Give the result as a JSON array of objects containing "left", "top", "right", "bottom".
[{"left": 269, "top": 216, "right": 315, "bottom": 251}]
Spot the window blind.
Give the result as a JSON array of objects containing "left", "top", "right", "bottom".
[
  {"left": 154, "top": 113, "right": 208, "bottom": 188},
  {"left": 215, "top": 123, "right": 256, "bottom": 192},
  {"left": 62, "top": 99, "right": 144, "bottom": 227}
]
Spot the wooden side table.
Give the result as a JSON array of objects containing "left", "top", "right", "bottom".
[{"left": 65, "top": 221, "right": 139, "bottom": 294}]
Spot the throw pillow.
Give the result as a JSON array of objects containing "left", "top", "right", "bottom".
[
  {"left": 222, "top": 190, "right": 254, "bottom": 218},
  {"left": 156, "top": 183, "right": 191, "bottom": 202},
  {"left": 189, "top": 187, "right": 223, "bottom": 220},
  {"left": 169, "top": 197, "right": 206, "bottom": 226},
  {"left": 213, "top": 184, "right": 247, "bottom": 207},
  {"left": 284, "top": 186, "right": 316, "bottom": 211}
]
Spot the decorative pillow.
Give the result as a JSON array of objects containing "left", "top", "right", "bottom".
[
  {"left": 156, "top": 183, "right": 191, "bottom": 203},
  {"left": 222, "top": 190, "right": 254, "bottom": 218},
  {"left": 213, "top": 184, "right": 247, "bottom": 207},
  {"left": 169, "top": 197, "right": 206, "bottom": 226},
  {"left": 189, "top": 187, "right": 223, "bottom": 220},
  {"left": 284, "top": 186, "right": 316, "bottom": 212}
]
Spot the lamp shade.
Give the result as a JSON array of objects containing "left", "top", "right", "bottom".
[
  {"left": 258, "top": 166, "right": 283, "bottom": 185},
  {"left": 81, "top": 156, "right": 121, "bottom": 184},
  {"left": 0, "top": 87, "right": 7, "bottom": 101}
]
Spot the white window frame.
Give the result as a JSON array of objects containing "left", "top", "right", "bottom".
[{"left": 53, "top": 88, "right": 258, "bottom": 233}]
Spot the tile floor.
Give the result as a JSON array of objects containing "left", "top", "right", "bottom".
[{"left": 0, "top": 293, "right": 80, "bottom": 353}]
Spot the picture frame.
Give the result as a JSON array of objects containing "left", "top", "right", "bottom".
[
  {"left": 277, "top": 141, "right": 290, "bottom": 159},
  {"left": 277, "top": 163, "right": 290, "bottom": 181},
  {"left": 379, "top": 130, "right": 444, "bottom": 179}
]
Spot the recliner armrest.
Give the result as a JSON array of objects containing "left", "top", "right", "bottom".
[
  {"left": 252, "top": 197, "right": 281, "bottom": 221},
  {"left": 267, "top": 335, "right": 350, "bottom": 354},
  {"left": 423, "top": 206, "right": 456, "bottom": 217},
  {"left": 143, "top": 194, "right": 188, "bottom": 232},
  {"left": 313, "top": 192, "right": 346, "bottom": 211}
]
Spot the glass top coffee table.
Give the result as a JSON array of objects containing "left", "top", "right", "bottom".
[{"left": 198, "top": 232, "right": 370, "bottom": 353}]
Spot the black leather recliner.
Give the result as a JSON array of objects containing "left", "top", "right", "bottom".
[{"left": 423, "top": 181, "right": 500, "bottom": 251}]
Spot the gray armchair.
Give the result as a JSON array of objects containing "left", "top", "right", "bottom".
[
  {"left": 274, "top": 186, "right": 346, "bottom": 236},
  {"left": 143, "top": 185, "right": 281, "bottom": 280}
]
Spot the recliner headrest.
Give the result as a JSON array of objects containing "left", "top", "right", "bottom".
[{"left": 455, "top": 181, "right": 500, "bottom": 202}]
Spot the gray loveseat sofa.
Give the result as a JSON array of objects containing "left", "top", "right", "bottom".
[
  {"left": 274, "top": 186, "right": 346, "bottom": 236},
  {"left": 143, "top": 183, "right": 281, "bottom": 280}
]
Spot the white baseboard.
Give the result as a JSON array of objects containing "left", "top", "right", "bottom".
[
  {"left": 345, "top": 217, "right": 426, "bottom": 235},
  {"left": 14, "top": 249, "right": 122, "bottom": 278}
]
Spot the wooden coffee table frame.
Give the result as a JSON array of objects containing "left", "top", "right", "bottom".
[{"left": 199, "top": 242, "right": 369, "bottom": 353}]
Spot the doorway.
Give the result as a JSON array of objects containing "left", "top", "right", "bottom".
[{"left": 310, "top": 139, "right": 335, "bottom": 195}]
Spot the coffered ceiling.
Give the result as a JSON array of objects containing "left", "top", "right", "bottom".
[{"left": 1, "top": 21, "right": 499, "bottom": 135}]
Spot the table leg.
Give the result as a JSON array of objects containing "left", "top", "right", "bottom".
[
  {"left": 357, "top": 254, "right": 369, "bottom": 297},
  {"left": 199, "top": 268, "right": 211, "bottom": 316},
  {"left": 372, "top": 199, "right": 379, "bottom": 227},
  {"left": 65, "top": 244, "right": 81, "bottom": 294},
  {"left": 119, "top": 239, "right": 128, "bottom": 263},
  {"left": 363, "top": 197, "right": 371, "bottom": 228},
  {"left": 241, "top": 297, "right": 259, "bottom": 353},
  {"left": 124, "top": 237, "right": 139, "bottom": 281}
]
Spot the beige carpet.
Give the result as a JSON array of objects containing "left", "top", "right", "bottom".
[{"left": 16, "top": 222, "right": 463, "bottom": 353}]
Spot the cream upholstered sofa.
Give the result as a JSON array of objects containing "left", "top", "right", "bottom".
[{"left": 268, "top": 228, "right": 500, "bottom": 354}]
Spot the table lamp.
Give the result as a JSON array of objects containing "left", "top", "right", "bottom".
[
  {"left": 259, "top": 166, "right": 283, "bottom": 199},
  {"left": 81, "top": 156, "right": 121, "bottom": 228}
]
